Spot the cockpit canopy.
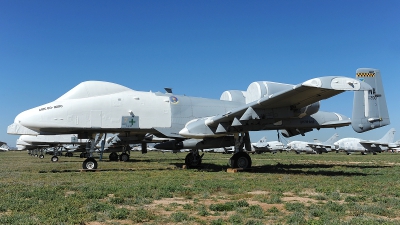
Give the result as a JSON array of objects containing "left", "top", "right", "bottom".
[{"left": 56, "top": 81, "right": 133, "bottom": 101}]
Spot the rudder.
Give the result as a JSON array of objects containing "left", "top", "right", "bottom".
[{"left": 352, "top": 68, "right": 390, "bottom": 132}]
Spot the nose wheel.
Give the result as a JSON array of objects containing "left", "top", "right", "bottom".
[
  {"left": 82, "top": 158, "right": 98, "bottom": 170},
  {"left": 51, "top": 156, "right": 59, "bottom": 162}
]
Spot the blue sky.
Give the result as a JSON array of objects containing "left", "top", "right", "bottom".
[{"left": 1, "top": 0, "right": 399, "bottom": 147}]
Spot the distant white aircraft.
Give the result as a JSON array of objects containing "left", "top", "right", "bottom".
[
  {"left": 287, "top": 133, "right": 339, "bottom": 154},
  {"left": 389, "top": 140, "right": 400, "bottom": 152},
  {"left": 334, "top": 128, "right": 396, "bottom": 155},
  {"left": 251, "top": 137, "right": 285, "bottom": 154},
  {"left": 0, "top": 141, "right": 10, "bottom": 152}
]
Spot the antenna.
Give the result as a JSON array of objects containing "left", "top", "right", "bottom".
[{"left": 164, "top": 88, "right": 173, "bottom": 93}]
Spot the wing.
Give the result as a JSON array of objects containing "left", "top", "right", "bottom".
[
  {"left": 360, "top": 140, "right": 390, "bottom": 147},
  {"left": 307, "top": 143, "right": 334, "bottom": 149},
  {"left": 180, "top": 76, "right": 371, "bottom": 138},
  {"left": 209, "top": 76, "right": 368, "bottom": 124}
]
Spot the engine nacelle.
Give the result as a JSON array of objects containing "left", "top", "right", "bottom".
[
  {"left": 246, "top": 81, "right": 294, "bottom": 104},
  {"left": 220, "top": 90, "right": 246, "bottom": 103},
  {"left": 220, "top": 81, "right": 295, "bottom": 104},
  {"left": 280, "top": 128, "right": 313, "bottom": 138}
]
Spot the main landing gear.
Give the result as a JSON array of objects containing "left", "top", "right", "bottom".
[
  {"left": 108, "top": 152, "right": 130, "bottom": 162},
  {"left": 228, "top": 132, "right": 252, "bottom": 169},
  {"left": 183, "top": 132, "right": 253, "bottom": 169},
  {"left": 185, "top": 150, "right": 203, "bottom": 168},
  {"left": 228, "top": 152, "right": 252, "bottom": 168}
]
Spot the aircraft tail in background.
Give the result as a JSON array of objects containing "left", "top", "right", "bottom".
[
  {"left": 324, "top": 133, "right": 339, "bottom": 145},
  {"left": 377, "top": 128, "right": 396, "bottom": 143}
]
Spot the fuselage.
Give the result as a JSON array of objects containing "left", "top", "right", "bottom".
[
  {"left": 287, "top": 141, "right": 315, "bottom": 154},
  {"left": 11, "top": 81, "right": 351, "bottom": 140}
]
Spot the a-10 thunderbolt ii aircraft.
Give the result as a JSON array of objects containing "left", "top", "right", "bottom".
[
  {"left": 334, "top": 128, "right": 396, "bottom": 155},
  {"left": 8, "top": 68, "right": 389, "bottom": 170},
  {"left": 286, "top": 133, "right": 339, "bottom": 154}
]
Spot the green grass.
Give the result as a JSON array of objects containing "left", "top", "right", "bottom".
[{"left": 1, "top": 150, "right": 400, "bottom": 224}]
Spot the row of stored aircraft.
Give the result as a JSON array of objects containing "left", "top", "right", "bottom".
[
  {"left": 7, "top": 68, "right": 391, "bottom": 170},
  {"left": 13, "top": 127, "right": 399, "bottom": 159},
  {"left": 287, "top": 128, "right": 398, "bottom": 154}
]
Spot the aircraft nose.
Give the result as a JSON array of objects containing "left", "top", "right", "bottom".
[{"left": 14, "top": 108, "right": 42, "bottom": 129}]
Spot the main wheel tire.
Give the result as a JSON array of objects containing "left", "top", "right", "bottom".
[
  {"left": 229, "top": 152, "right": 252, "bottom": 169},
  {"left": 51, "top": 156, "right": 59, "bottom": 162},
  {"left": 39, "top": 154, "right": 44, "bottom": 159},
  {"left": 109, "top": 152, "right": 119, "bottom": 161},
  {"left": 82, "top": 158, "right": 98, "bottom": 170},
  {"left": 119, "top": 153, "right": 130, "bottom": 162},
  {"left": 185, "top": 152, "right": 202, "bottom": 167}
]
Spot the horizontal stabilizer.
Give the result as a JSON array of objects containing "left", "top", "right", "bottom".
[{"left": 7, "top": 123, "right": 39, "bottom": 135}]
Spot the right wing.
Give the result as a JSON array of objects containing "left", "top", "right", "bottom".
[{"left": 180, "top": 76, "right": 371, "bottom": 138}]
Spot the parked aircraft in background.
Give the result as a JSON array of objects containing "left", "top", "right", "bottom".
[
  {"left": 0, "top": 141, "right": 10, "bottom": 152},
  {"left": 17, "top": 134, "right": 86, "bottom": 160},
  {"left": 16, "top": 133, "right": 153, "bottom": 162},
  {"left": 389, "top": 140, "right": 400, "bottom": 152},
  {"left": 8, "top": 68, "right": 389, "bottom": 170},
  {"left": 251, "top": 137, "right": 285, "bottom": 154},
  {"left": 287, "top": 133, "right": 339, "bottom": 154},
  {"left": 334, "top": 128, "right": 396, "bottom": 155}
]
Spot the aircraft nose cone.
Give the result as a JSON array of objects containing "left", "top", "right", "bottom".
[
  {"left": 14, "top": 110, "right": 29, "bottom": 124},
  {"left": 14, "top": 108, "right": 41, "bottom": 129}
]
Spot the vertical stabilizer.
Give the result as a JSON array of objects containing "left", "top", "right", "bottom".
[
  {"left": 352, "top": 68, "right": 390, "bottom": 132},
  {"left": 377, "top": 128, "right": 396, "bottom": 143},
  {"left": 324, "top": 133, "right": 339, "bottom": 145}
]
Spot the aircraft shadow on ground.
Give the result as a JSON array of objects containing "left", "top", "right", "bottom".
[
  {"left": 36, "top": 156, "right": 388, "bottom": 176},
  {"left": 169, "top": 162, "right": 388, "bottom": 177}
]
